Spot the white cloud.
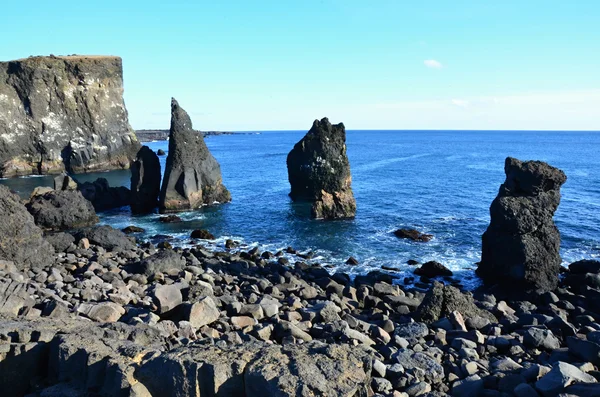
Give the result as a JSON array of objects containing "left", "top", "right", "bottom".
[{"left": 424, "top": 59, "right": 443, "bottom": 69}]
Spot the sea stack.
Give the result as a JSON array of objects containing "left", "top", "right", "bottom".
[
  {"left": 287, "top": 118, "right": 356, "bottom": 219},
  {"left": 130, "top": 146, "right": 161, "bottom": 213},
  {"left": 0, "top": 55, "right": 140, "bottom": 177},
  {"left": 158, "top": 99, "right": 230, "bottom": 212},
  {"left": 477, "top": 157, "right": 567, "bottom": 293}
]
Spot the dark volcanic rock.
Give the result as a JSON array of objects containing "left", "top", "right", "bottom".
[
  {"left": 130, "top": 145, "right": 161, "bottom": 214},
  {"left": 78, "top": 177, "right": 131, "bottom": 211},
  {"left": 416, "top": 281, "right": 497, "bottom": 323},
  {"left": 394, "top": 228, "right": 433, "bottom": 242},
  {"left": 122, "top": 225, "right": 145, "bottom": 234},
  {"left": 159, "top": 215, "right": 181, "bottom": 223},
  {"left": 26, "top": 189, "right": 98, "bottom": 231},
  {"left": 74, "top": 225, "right": 135, "bottom": 252},
  {"left": 286, "top": 118, "right": 356, "bottom": 219},
  {"left": 157, "top": 149, "right": 166, "bottom": 156},
  {"left": 477, "top": 157, "right": 567, "bottom": 293},
  {"left": 158, "top": 99, "right": 230, "bottom": 212},
  {"left": 190, "top": 229, "right": 215, "bottom": 240},
  {"left": 0, "top": 55, "right": 140, "bottom": 177},
  {"left": 415, "top": 261, "right": 453, "bottom": 278},
  {"left": 44, "top": 232, "right": 75, "bottom": 252},
  {"left": 0, "top": 185, "right": 54, "bottom": 269}
]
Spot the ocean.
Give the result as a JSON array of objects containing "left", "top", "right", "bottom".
[{"left": 2, "top": 130, "right": 599, "bottom": 289}]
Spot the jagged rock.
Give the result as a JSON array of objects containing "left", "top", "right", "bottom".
[
  {"left": 0, "top": 185, "right": 54, "bottom": 268},
  {"left": 78, "top": 177, "right": 131, "bottom": 211},
  {"left": 415, "top": 282, "right": 497, "bottom": 323},
  {"left": 151, "top": 284, "right": 183, "bottom": 314},
  {"left": 286, "top": 117, "right": 356, "bottom": 219},
  {"left": 0, "top": 279, "right": 35, "bottom": 315},
  {"left": 179, "top": 297, "right": 220, "bottom": 328},
  {"left": 158, "top": 99, "right": 230, "bottom": 212},
  {"left": 26, "top": 189, "right": 98, "bottom": 231},
  {"left": 74, "top": 225, "right": 135, "bottom": 252},
  {"left": 45, "top": 232, "right": 75, "bottom": 252},
  {"left": 394, "top": 228, "right": 433, "bottom": 242},
  {"left": 0, "top": 55, "right": 140, "bottom": 177},
  {"left": 53, "top": 173, "right": 77, "bottom": 190},
  {"left": 478, "top": 157, "right": 567, "bottom": 293},
  {"left": 130, "top": 145, "right": 161, "bottom": 214},
  {"left": 535, "top": 361, "right": 597, "bottom": 396},
  {"left": 76, "top": 302, "right": 125, "bottom": 322}
]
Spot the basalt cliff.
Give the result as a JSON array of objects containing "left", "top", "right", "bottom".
[{"left": 0, "top": 55, "right": 140, "bottom": 177}]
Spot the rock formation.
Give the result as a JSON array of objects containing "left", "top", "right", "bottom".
[
  {"left": 130, "top": 145, "right": 161, "bottom": 213},
  {"left": 26, "top": 189, "right": 99, "bottom": 231},
  {"left": 287, "top": 118, "right": 356, "bottom": 219},
  {"left": 159, "top": 98, "right": 230, "bottom": 212},
  {"left": 78, "top": 177, "right": 131, "bottom": 211},
  {"left": 0, "top": 185, "right": 54, "bottom": 269},
  {"left": 477, "top": 157, "right": 567, "bottom": 292},
  {"left": 0, "top": 55, "right": 140, "bottom": 177}
]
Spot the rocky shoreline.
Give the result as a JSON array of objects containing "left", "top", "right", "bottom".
[{"left": 1, "top": 222, "right": 600, "bottom": 396}]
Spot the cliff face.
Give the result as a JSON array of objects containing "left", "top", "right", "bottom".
[{"left": 0, "top": 55, "right": 140, "bottom": 177}]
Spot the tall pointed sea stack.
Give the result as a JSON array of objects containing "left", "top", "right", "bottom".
[
  {"left": 130, "top": 146, "right": 161, "bottom": 213},
  {"left": 158, "top": 99, "right": 230, "bottom": 213},
  {"left": 477, "top": 157, "right": 567, "bottom": 293},
  {"left": 287, "top": 118, "right": 356, "bottom": 219}
]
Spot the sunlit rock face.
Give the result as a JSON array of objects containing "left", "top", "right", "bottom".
[{"left": 0, "top": 55, "right": 140, "bottom": 177}]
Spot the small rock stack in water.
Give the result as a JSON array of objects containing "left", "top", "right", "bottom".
[
  {"left": 287, "top": 118, "right": 356, "bottom": 219},
  {"left": 130, "top": 145, "right": 161, "bottom": 213},
  {"left": 159, "top": 98, "right": 231, "bottom": 212},
  {"left": 478, "top": 157, "right": 567, "bottom": 292}
]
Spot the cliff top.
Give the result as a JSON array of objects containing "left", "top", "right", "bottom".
[{"left": 3, "top": 55, "right": 121, "bottom": 64}]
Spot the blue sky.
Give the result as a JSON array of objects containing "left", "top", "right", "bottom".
[{"left": 2, "top": 0, "right": 599, "bottom": 130}]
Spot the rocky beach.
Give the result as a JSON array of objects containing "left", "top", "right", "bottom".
[{"left": 0, "top": 55, "right": 599, "bottom": 397}]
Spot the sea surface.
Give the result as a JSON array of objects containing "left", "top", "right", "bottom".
[{"left": 3, "top": 130, "right": 600, "bottom": 289}]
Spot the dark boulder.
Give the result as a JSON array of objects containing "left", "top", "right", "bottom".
[
  {"left": 122, "top": 225, "right": 145, "bottom": 234},
  {"left": 394, "top": 228, "right": 433, "bottom": 242},
  {"left": 477, "top": 157, "right": 567, "bottom": 293},
  {"left": 569, "top": 259, "right": 600, "bottom": 274},
  {"left": 78, "top": 177, "right": 131, "bottom": 211},
  {"left": 159, "top": 215, "right": 181, "bottom": 223},
  {"left": 130, "top": 145, "right": 161, "bottom": 214},
  {"left": 26, "top": 190, "right": 98, "bottom": 231},
  {"left": 159, "top": 98, "right": 230, "bottom": 212},
  {"left": 45, "top": 232, "right": 75, "bottom": 252},
  {"left": 74, "top": 225, "right": 135, "bottom": 252},
  {"left": 414, "top": 261, "right": 453, "bottom": 278},
  {"left": 286, "top": 118, "right": 356, "bottom": 219},
  {"left": 415, "top": 281, "right": 497, "bottom": 323},
  {"left": 0, "top": 185, "right": 54, "bottom": 269},
  {"left": 191, "top": 229, "right": 215, "bottom": 240},
  {"left": 134, "top": 249, "right": 186, "bottom": 276},
  {"left": 157, "top": 149, "right": 166, "bottom": 156},
  {"left": 53, "top": 173, "right": 78, "bottom": 190}
]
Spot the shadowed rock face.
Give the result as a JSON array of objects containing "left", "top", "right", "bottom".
[
  {"left": 477, "top": 157, "right": 567, "bottom": 293},
  {"left": 0, "top": 185, "right": 54, "bottom": 269},
  {"left": 26, "top": 189, "right": 99, "bottom": 231},
  {"left": 286, "top": 118, "right": 356, "bottom": 219},
  {"left": 0, "top": 55, "right": 140, "bottom": 177},
  {"left": 130, "top": 146, "right": 161, "bottom": 214},
  {"left": 159, "top": 98, "right": 230, "bottom": 212}
]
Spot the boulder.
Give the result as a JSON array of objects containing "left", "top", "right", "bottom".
[
  {"left": 45, "top": 232, "right": 75, "bottom": 252},
  {"left": 136, "top": 249, "right": 186, "bottom": 276},
  {"left": 130, "top": 145, "right": 161, "bottom": 214},
  {"left": 158, "top": 99, "right": 230, "bottom": 212},
  {"left": 74, "top": 225, "right": 135, "bottom": 252},
  {"left": 0, "top": 185, "right": 54, "bottom": 269},
  {"left": 415, "top": 282, "right": 497, "bottom": 323},
  {"left": 394, "top": 228, "right": 433, "bottom": 242},
  {"left": 26, "top": 190, "right": 98, "bottom": 231},
  {"left": 179, "top": 297, "right": 220, "bottom": 328},
  {"left": 478, "top": 157, "right": 567, "bottom": 293},
  {"left": 569, "top": 259, "right": 600, "bottom": 274},
  {"left": 76, "top": 302, "right": 125, "bottom": 322},
  {"left": 190, "top": 229, "right": 215, "bottom": 240},
  {"left": 157, "top": 149, "right": 166, "bottom": 156},
  {"left": 0, "top": 279, "right": 35, "bottom": 315},
  {"left": 53, "top": 173, "right": 78, "bottom": 190},
  {"left": 0, "top": 55, "right": 140, "bottom": 178},
  {"left": 286, "top": 117, "right": 356, "bottom": 219},
  {"left": 414, "top": 261, "right": 453, "bottom": 278},
  {"left": 78, "top": 177, "right": 131, "bottom": 211},
  {"left": 152, "top": 284, "right": 183, "bottom": 314},
  {"left": 535, "top": 361, "right": 596, "bottom": 396}
]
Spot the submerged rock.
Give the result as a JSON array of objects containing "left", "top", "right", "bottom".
[
  {"left": 0, "top": 185, "right": 54, "bottom": 268},
  {"left": 286, "top": 118, "right": 356, "bottom": 219},
  {"left": 394, "top": 228, "right": 433, "bottom": 242},
  {"left": 415, "top": 261, "right": 453, "bottom": 278},
  {"left": 26, "top": 189, "right": 98, "bottom": 231},
  {"left": 477, "top": 157, "right": 567, "bottom": 293},
  {"left": 159, "top": 98, "right": 230, "bottom": 212},
  {"left": 0, "top": 55, "right": 140, "bottom": 177},
  {"left": 130, "top": 145, "right": 161, "bottom": 214}
]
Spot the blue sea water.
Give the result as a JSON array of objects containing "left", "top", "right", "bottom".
[{"left": 2, "top": 130, "right": 600, "bottom": 288}]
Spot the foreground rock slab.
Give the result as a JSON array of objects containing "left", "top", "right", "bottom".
[
  {"left": 159, "top": 98, "right": 230, "bottom": 212},
  {"left": 478, "top": 157, "right": 567, "bottom": 293},
  {"left": 287, "top": 117, "right": 356, "bottom": 219}
]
